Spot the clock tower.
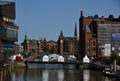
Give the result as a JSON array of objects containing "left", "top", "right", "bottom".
[{"left": 58, "top": 30, "right": 64, "bottom": 54}]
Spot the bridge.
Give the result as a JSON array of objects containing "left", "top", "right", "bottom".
[
  {"left": 24, "top": 61, "right": 82, "bottom": 69},
  {"left": 24, "top": 54, "right": 83, "bottom": 69}
]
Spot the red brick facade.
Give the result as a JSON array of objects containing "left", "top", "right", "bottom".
[
  {"left": 79, "top": 11, "right": 120, "bottom": 58},
  {"left": 22, "top": 37, "right": 57, "bottom": 54}
]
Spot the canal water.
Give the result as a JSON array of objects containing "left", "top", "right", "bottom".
[{"left": 10, "top": 64, "right": 115, "bottom": 81}]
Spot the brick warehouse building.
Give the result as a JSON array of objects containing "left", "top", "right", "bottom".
[
  {"left": 57, "top": 23, "right": 79, "bottom": 56},
  {"left": 22, "top": 33, "right": 58, "bottom": 54},
  {"left": 22, "top": 23, "right": 79, "bottom": 56},
  {"left": 0, "top": 1, "right": 19, "bottom": 53},
  {"left": 79, "top": 11, "right": 120, "bottom": 59}
]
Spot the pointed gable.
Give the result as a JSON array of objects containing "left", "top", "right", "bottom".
[{"left": 85, "top": 25, "right": 91, "bottom": 32}]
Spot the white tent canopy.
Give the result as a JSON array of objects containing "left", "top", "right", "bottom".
[
  {"left": 58, "top": 56, "right": 64, "bottom": 62},
  {"left": 83, "top": 55, "right": 90, "bottom": 63},
  {"left": 42, "top": 55, "right": 49, "bottom": 62}
]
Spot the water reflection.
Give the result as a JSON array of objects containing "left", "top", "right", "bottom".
[
  {"left": 12, "top": 68, "right": 25, "bottom": 81},
  {"left": 58, "top": 69, "right": 64, "bottom": 81},
  {"left": 83, "top": 70, "right": 90, "bottom": 81},
  {"left": 42, "top": 69, "right": 49, "bottom": 81},
  {"left": 11, "top": 64, "right": 115, "bottom": 81}
]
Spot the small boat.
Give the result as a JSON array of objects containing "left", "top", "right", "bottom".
[{"left": 103, "top": 67, "right": 115, "bottom": 77}]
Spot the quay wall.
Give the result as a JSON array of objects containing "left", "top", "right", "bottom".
[{"left": 0, "top": 61, "right": 12, "bottom": 81}]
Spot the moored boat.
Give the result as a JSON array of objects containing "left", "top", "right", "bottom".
[{"left": 103, "top": 67, "right": 115, "bottom": 77}]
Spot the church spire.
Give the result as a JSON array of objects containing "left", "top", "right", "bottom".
[
  {"left": 80, "top": 11, "right": 83, "bottom": 17},
  {"left": 60, "top": 30, "right": 63, "bottom": 36},
  {"left": 74, "top": 22, "right": 77, "bottom": 37}
]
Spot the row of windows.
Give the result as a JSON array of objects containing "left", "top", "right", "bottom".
[
  {"left": 3, "top": 16, "right": 14, "bottom": 23},
  {"left": 98, "top": 36, "right": 111, "bottom": 39},
  {"left": 98, "top": 30, "right": 111, "bottom": 33},
  {"left": 3, "top": 43, "right": 14, "bottom": 49},
  {"left": 98, "top": 24, "right": 120, "bottom": 28},
  {"left": 98, "top": 29, "right": 120, "bottom": 32},
  {"left": 1, "top": 26, "right": 18, "bottom": 40}
]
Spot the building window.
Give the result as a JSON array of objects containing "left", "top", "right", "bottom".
[
  {"left": 3, "top": 16, "right": 14, "bottom": 23},
  {"left": 93, "top": 47, "right": 96, "bottom": 51},
  {"left": 93, "top": 42, "right": 96, "bottom": 45}
]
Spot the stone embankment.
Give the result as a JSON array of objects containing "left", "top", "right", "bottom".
[
  {"left": 14, "top": 61, "right": 26, "bottom": 68},
  {"left": 79, "top": 63, "right": 91, "bottom": 69},
  {"left": 0, "top": 62, "right": 12, "bottom": 81}
]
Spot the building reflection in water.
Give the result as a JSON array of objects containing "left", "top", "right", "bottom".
[
  {"left": 12, "top": 68, "right": 25, "bottom": 81},
  {"left": 42, "top": 69, "right": 49, "bottom": 81},
  {"left": 58, "top": 69, "right": 64, "bottom": 81},
  {"left": 83, "top": 69, "right": 90, "bottom": 81},
  {"left": 42, "top": 69, "right": 64, "bottom": 81},
  {"left": 11, "top": 64, "right": 116, "bottom": 81}
]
